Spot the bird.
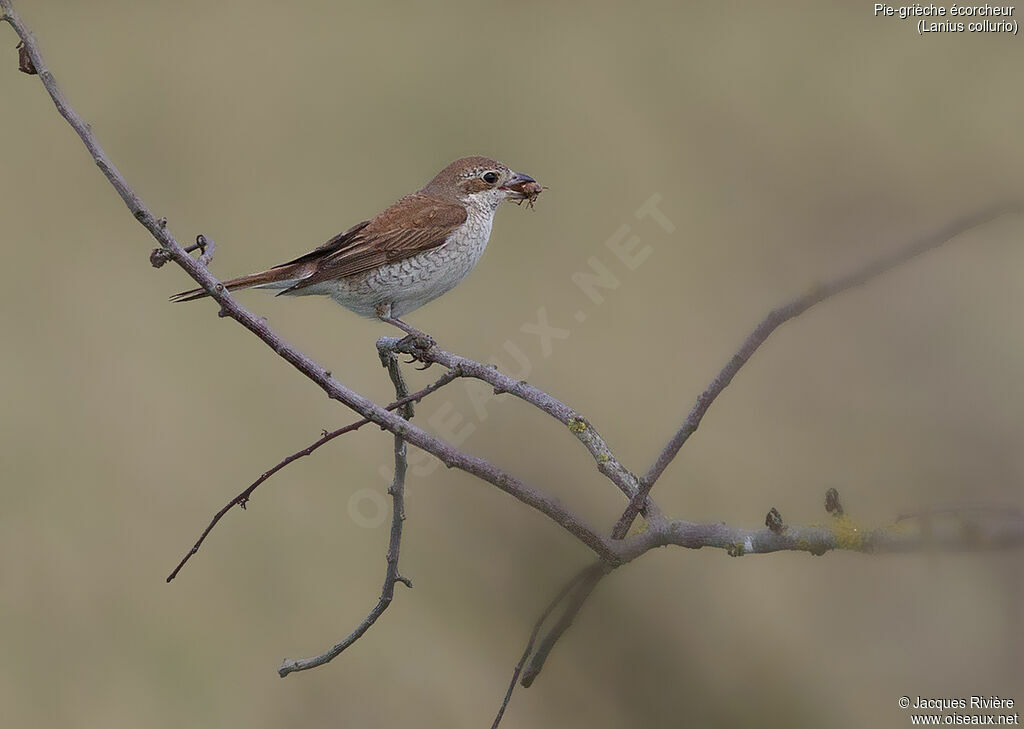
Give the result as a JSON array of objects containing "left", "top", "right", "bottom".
[{"left": 171, "top": 156, "right": 541, "bottom": 336}]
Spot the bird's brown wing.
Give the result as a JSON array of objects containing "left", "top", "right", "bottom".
[
  {"left": 281, "top": 193, "right": 468, "bottom": 293},
  {"left": 276, "top": 220, "right": 373, "bottom": 268}
]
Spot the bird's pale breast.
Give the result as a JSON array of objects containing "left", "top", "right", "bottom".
[{"left": 306, "top": 201, "right": 495, "bottom": 318}]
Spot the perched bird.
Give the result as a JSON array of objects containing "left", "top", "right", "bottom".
[{"left": 171, "top": 156, "right": 541, "bottom": 335}]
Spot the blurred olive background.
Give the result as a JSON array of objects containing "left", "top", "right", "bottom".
[{"left": 2, "top": 1, "right": 1023, "bottom": 727}]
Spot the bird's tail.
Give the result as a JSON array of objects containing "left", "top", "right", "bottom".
[{"left": 169, "top": 265, "right": 302, "bottom": 303}]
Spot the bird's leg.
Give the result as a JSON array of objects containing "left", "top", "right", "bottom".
[
  {"left": 379, "top": 315, "right": 423, "bottom": 338},
  {"left": 376, "top": 303, "right": 435, "bottom": 367},
  {"left": 375, "top": 302, "right": 431, "bottom": 340}
]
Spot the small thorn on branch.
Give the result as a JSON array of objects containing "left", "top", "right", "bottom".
[{"left": 825, "top": 488, "right": 844, "bottom": 517}]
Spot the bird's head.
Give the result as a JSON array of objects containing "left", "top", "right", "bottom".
[{"left": 423, "top": 156, "right": 541, "bottom": 210}]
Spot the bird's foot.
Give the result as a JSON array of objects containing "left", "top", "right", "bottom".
[
  {"left": 396, "top": 333, "right": 435, "bottom": 370},
  {"left": 376, "top": 307, "right": 436, "bottom": 368},
  {"left": 399, "top": 331, "right": 435, "bottom": 350}
]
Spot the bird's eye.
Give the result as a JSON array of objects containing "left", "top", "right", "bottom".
[{"left": 482, "top": 171, "right": 499, "bottom": 184}]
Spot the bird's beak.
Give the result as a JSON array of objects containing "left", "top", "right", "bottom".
[{"left": 501, "top": 172, "right": 541, "bottom": 201}]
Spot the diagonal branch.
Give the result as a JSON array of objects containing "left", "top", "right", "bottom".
[
  {"left": 0, "top": 1, "right": 618, "bottom": 565},
  {"left": 612, "top": 203, "right": 1022, "bottom": 538},
  {"left": 278, "top": 351, "right": 414, "bottom": 677},
  {"left": 166, "top": 366, "right": 461, "bottom": 582},
  {"left": 380, "top": 337, "right": 662, "bottom": 522},
  {"left": 491, "top": 563, "right": 606, "bottom": 729},
  {"left": 519, "top": 563, "right": 608, "bottom": 688}
]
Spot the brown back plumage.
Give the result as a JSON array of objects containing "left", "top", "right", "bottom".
[
  {"left": 279, "top": 192, "right": 467, "bottom": 293},
  {"left": 167, "top": 159, "right": 498, "bottom": 303}
]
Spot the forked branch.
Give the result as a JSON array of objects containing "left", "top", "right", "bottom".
[{"left": 378, "top": 336, "right": 661, "bottom": 520}]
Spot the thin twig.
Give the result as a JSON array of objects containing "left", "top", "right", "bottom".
[
  {"left": 520, "top": 564, "right": 608, "bottom": 688},
  {"left": 278, "top": 352, "right": 414, "bottom": 676},
  {"left": 1, "top": 0, "right": 617, "bottom": 563},
  {"left": 491, "top": 564, "right": 602, "bottom": 729},
  {"left": 166, "top": 367, "right": 461, "bottom": 582},
  {"left": 613, "top": 203, "right": 1022, "bottom": 538},
  {"left": 504, "top": 566, "right": 609, "bottom": 697}
]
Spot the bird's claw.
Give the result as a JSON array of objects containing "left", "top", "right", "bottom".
[
  {"left": 397, "top": 333, "right": 435, "bottom": 350},
  {"left": 396, "top": 333, "right": 435, "bottom": 369},
  {"left": 402, "top": 355, "right": 433, "bottom": 370}
]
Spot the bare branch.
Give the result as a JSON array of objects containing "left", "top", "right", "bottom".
[
  {"left": 380, "top": 336, "right": 662, "bottom": 522},
  {"left": 278, "top": 352, "right": 414, "bottom": 677},
  {"left": 618, "top": 508, "right": 1024, "bottom": 562},
  {"left": 514, "top": 490, "right": 1024, "bottom": 692},
  {"left": 614, "top": 203, "right": 1022, "bottom": 537},
  {"left": 0, "top": 2, "right": 617, "bottom": 563},
  {"left": 166, "top": 366, "right": 461, "bottom": 582}
]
